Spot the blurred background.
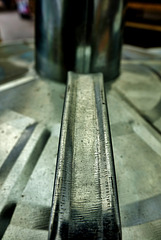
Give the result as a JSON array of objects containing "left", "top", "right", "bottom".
[
  {"left": 0, "top": 0, "right": 34, "bottom": 42},
  {"left": 124, "top": 0, "right": 161, "bottom": 47},
  {"left": 0, "top": 0, "right": 161, "bottom": 47}
]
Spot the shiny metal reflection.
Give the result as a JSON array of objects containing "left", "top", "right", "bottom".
[
  {"left": 35, "top": 0, "right": 123, "bottom": 82},
  {"left": 48, "top": 72, "right": 121, "bottom": 239}
]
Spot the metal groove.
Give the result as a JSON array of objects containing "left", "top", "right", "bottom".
[{"left": 48, "top": 72, "right": 121, "bottom": 239}]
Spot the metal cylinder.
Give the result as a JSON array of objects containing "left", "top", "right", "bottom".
[{"left": 35, "top": 0, "right": 123, "bottom": 82}]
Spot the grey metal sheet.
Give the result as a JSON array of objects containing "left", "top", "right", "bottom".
[
  {"left": 0, "top": 112, "right": 50, "bottom": 239},
  {"left": 113, "top": 61, "right": 161, "bottom": 133}
]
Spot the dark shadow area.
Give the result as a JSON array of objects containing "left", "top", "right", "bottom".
[
  {"left": 0, "top": 123, "right": 37, "bottom": 187},
  {"left": 0, "top": 203, "right": 16, "bottom": 239},
  {"left": 122, "top": 193, "right": 161, "bottom": 227},
  {"left": 124, "top": 27, "right": 161, "bottom": 48}
]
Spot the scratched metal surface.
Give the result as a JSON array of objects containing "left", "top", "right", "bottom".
[
  {"left": 48, "top": 72, "right": 121, "bottom": 239},
  {"left": 0, "top": 42, "right": 161, "bottom": 239}
]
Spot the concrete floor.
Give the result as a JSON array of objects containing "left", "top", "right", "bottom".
[{"left": 0, "top": 10, "right": 34, "bottom": 42}]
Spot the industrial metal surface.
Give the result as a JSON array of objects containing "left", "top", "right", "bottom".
[
  {"left": 35, "top": 0, "right": 123, "bottom": 82},
  {"left": 0, "top": 42, "right": 161, "bottom": 239},
  {"left": 48, "top": 72, "right": 121, "bottom": 239}
]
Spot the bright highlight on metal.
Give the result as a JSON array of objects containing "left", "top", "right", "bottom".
[{"left": 48, "top": 72, "right": 121, "bottom": 239}]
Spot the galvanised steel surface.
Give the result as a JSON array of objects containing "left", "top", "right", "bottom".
[
  {"left": 35, "top": 0, "right": 123, "bottom": 82},
  {"left": 48, "top": 72, "right": 121, "bottom": 239},
  {"left": 1, "top": 42, "right": 161, "bottom": 239}
]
